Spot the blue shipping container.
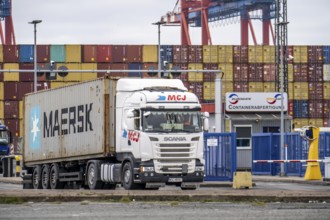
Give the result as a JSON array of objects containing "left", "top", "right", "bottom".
[
  {"left": 323, "top": 46, "right": 330, "bottom": 63},
  {"left": 50, "top": 45, "right": 66, "bottom": 62},
  {"left": 19, "top": 45, "right": 34, "bottom": 63},
  {"left": 160, "top": 45, "right": 173, "bottom": 64},
  {"left": 293, "top": 100, "right": 309, "bottom": 118},
  {"left": 128, "top": 63, "right": 142, "bottom": 77}
]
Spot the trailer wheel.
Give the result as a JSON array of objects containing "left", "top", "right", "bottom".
[
  {"left": 87, "top": 163, "right": 104, "bottom": 190},
  {"left": 122, "top": 162, "right": 142, "bottom": 190},
  {"left": 32, "top": 165, "right": 42, "bottom": 189},
  {"left": 41, "top": 165, "right": 51, "bottom": 189},
  {"left": 50, "top": 163, "right": 64, "bottom": 189}
]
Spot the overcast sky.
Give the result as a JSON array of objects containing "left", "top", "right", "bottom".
[{"left": 13, "top": 0, "right": 330, "bottom": 45}]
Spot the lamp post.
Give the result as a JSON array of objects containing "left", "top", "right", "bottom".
[
  {"left": 29, "top": 20, "right": 42, "bottom": 92},
  {"left": 152, "top": 21, "right": 166, "bottom": 78}
]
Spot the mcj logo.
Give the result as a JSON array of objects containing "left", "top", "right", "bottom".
[
  {"left": 30, "top": 106, "right": 41, "bottom": 150},
  {"left": 266, "top": 93, "right": 282, "bottom": 104},
  {"left": 228, "top": 93, "right": 239, "bottom": 104}
]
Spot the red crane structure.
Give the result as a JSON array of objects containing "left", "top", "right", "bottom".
[
  {"left": 0, "top": 0, "right": 16, "bottom": 45},
  {"left": 160, "top": 0, "right": 276, "bottom": 45}
]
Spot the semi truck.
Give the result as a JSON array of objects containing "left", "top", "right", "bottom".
[
  {"left": 23, "top": 77, "right": 209, "bottom": 190},
  {"left": 0, "top": 122, "right": 12, "bottom": 172}
]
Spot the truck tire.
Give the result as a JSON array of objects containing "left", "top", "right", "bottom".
[
  {"left": 50, "top": 163, "right": 64, "bottom": 189},
  {"left": 87, "top": 163, "right": 104, "bottom": 190},
  {"left": 41, "top": 165, "right": 51, "bottom": 189},
  {"left": 32, "top": 165, "right": 42, "bottom": 189},
  {"left": 122, "top": 162, "right": 142, "bottom": 190}
]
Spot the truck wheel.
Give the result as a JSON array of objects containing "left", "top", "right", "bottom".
[
  {"left": 87, "top": 163, "right": 104, "bottom": 190},
  {"left": 122, "top": 162, "right": 141, "bottom": 190},
  {"left": 41, "top": 165, "right": 51, "bottom": 189},
  {"left": 50, "top": 163, "right": 64, "bottom": 189},
  {"left": 32, "top": 165, "right": 42, "bottom": 189}
]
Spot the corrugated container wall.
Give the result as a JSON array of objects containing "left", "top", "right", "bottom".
[
  {"left": 142, "top": 45, "right": 158, "bottom": 63},
  {"left": 323, "top": 46, "right": 330, "bottom": 63},
  {"left": 37, "top": 45, "right": 50, "bottom": 63},
  {"left": 97, "top": 45, "right": 112, "bottom": 63},
  {"left": 82, "top": 45, "right": 97, "bottom": 62},
  {"left": 248, "top": 45, "right": 263, "bottom": 63},
  {"left": 127, "top": 45, "right": 142, "bottom": 63},
  {"left": 218, "top": 45, "right": 233, "bottom": 63},
  {"left": 160, "top": 45, "right": 173, "bottom": 64},
  {"left": 324, "top": 64, "right": 330, "bottom": 81},
  {"left": 50, "top": 45, "right": 66, "bottom": 63},
  {"left": 65, "top": 45, "right": 81, "bottom": 63},
  {"left": 3, "top": 45, "right": 19, "bottom": 62},
  {"left": 233, "top": 45, "right": 248, "bottom": 63},
  {"left": 19, "top": 45, "right": 34, "bottom": 63},
  {"left": 203, "top": 45, "right": 218, "bottom": 63},
  {"left": 173, "top": 45, "right": 188, "bottom": 64},
  {"left": 188, "top": 45, "right": 203, "bottom": 63},
  {"left": 3, "top": 63, "right": 19, "bottom": 81},
  {"left": 203, "top": 64, "right": 218, "bottom": 82},
  {"left": 112, "top": 45, "right": 126, "bottom": 63},
  {"left": 19, "top": 63, "right": 34, "bottom": 82},
  {"left": 188, "top": 63, "right": 203, "bottom": 82}
]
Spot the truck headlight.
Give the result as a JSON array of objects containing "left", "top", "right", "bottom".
[
  {"left": 195, "top": 166, "right": 204, "bottom": 172},
  {"left": 140, "top": 166, "right": 155, "bottom": 172}
]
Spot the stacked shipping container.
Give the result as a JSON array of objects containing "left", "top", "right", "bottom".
[{"left": 0, "top": 44, "right": 330, "bottom": 136}]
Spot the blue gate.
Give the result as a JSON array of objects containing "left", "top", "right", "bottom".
[
  {"left": 204, "top": 133, "right": 236, "bottom": 181},
  {"left": 252, "top": 132, "right": 330, "bottom": 176}
]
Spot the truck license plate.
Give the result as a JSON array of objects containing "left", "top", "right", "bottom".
[{"left": 168, "top": 178, "right": 183, "bottom": 183}]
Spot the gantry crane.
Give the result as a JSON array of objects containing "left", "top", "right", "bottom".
[
  {"left": 0, "top": 0, "right": 15, "bottom": 45},
  {"left": 161, "top": 0, "right": 276, "bottom": 46}
]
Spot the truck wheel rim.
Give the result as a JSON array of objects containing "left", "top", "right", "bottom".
[
  {"left": 50, "top": 169, "right": 56, "bottom": 186},
  {"left": 124, "top": 169, "right": 131, "bottom": 184},
  {"left": 89, "top": 167, "right": 95, "bottom": 185}
]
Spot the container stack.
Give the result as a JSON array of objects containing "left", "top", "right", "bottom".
[{"left": 0, "top": 44, "right": 330, "bottom": 136}]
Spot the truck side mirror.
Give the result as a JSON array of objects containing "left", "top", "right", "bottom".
[{"left": 202, "top": 112, "right": 209, "bottom": 132}]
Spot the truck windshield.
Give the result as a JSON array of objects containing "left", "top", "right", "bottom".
[
  {"left": 142, "top": 110, "right": 202, "bottom": 133},
  {"left": 0, "top": 130, "right": 9, "bottom": 145}
]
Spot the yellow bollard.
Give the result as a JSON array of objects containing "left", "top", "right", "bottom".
[
  {"left": 232, "top": 171, "right": 252, "bottom": 189},
  {"left": 304, "top": 127, "right": 322, "bottom": 180}
]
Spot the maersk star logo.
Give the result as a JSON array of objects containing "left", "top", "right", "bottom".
[{"left": 30, "top": 106, "right": 41, "bottom": 150}]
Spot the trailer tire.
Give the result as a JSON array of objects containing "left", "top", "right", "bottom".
[
  {"left": 122, "top": 162, "right": 142, "bottom": 190},
  {"left": 87, "top": 163, "right": 104, "bottom": 190},
  {"left": 32, "top": 165, "right": 42, "bottom": 189},
  {"left": 41, "top": 165, "right": 51, "bottom": 189},
  {"left": 50, "top": 163, "right": 64, "bottom": 189}
]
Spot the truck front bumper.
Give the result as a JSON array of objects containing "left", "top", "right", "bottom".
[{"left": 137, "top": 171, "right": 204, "bottom": 184}]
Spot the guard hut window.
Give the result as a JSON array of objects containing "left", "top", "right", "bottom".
[{"left": 235, "top": 126, "right": 251, "bottom": 149}]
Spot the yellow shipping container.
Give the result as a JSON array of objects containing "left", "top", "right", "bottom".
[
  {"left": 263, "top": 82, "right": 275, "bottom": 92},
  {"left": 263, "top": 45, "right": 275, "bottom": 63},
  {"left": 50, "top": 81, "right": 77, "bottom": 89},
  {"left": 218, "top": 45, "right": 233, "bottom": 63},
  {"left": 249, "top": 82, "right": 264, "bottom": 92},
  {"left": 293, "top": 119, "right": 309, "bottom": 129},
  {"left": 55, "top": 63, "right": 82, "bottom": 82},
  {"left": 293, "top": 46, "right": 308, "bottom": 63},
  {"left": 308, "top": 119, "right": 324, "bottom": 127},
  {"left": 218, "top": 63, "right": 233, "bottom": 81},
  {"left": 222, "top": 81, "right": 234, "bottom": 100},
  {"left": 0, "top": 101, "right": 4, "bottom": 118},
  {"left": 203, "top": 45, "right": 218, "bottom": 63},
  {"left": 203, "top": 82, "right": 215, "bottom": 100},
  {"left": 248, "top": 45, "right": 263, "bottom": 63},
  {"left": 0, "top": 45, "right": 3, "bottom": 62},
  {"left": 81, "top": 63, "right": 97, "bottom": 81},
  {"left": 288, "top": 82, "right": 293, "bottom": 100},
  {"left": 65, "top": 45, "right": 81, "bottom": 63},
  {"left": 0, "top": 82, "right": 3, "bottom": 100},
  {"left": 288, "top": 64, "right": 293, "bottom": 82},
  {"left": 4, "top": 63, "right": 19, "bottom": 81},
  {"left": 143, "top": 45, "right": 158, "bottom": 63},
  {"left": 188, "top": 63, "right": 203, "bottom": 82},
  {"left": 324, "top": 82, "right": 330, "bottom": 99},
  {"left": 293, "top": 82, "right": 309, "bottom": 100}
]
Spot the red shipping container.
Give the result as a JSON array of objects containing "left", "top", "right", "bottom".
[
  {"left": 324, "top": 100, "right": 330, "bottom": 118},
  {"left": 19, "top": 63, "right": 34, "bottom": 82},
  {"left": 233, "top": 64, "right": 248, "bottom": 81},
  {"left": 188, "top": 45, "right": 203, "bottom": 63},
  {"left": 37, "top": 45, "right": 50, "bottom": 63},
  {"left": 288, "top": 100, "right": 294, "bottom": 116},
  {"left": 97, "top": 45, "right": 112, "bottom": 63},
  {"left": 187, "top": 82, "right": 203, "bottom": 101},
  {"left": 308, "top": 46, "right": 323, "bottom": 64},
  {"left": 233, "top": 45, "right": 248, "bottom": 63},
  {"left": 4, "top": 119, "right": 19, "bottom": 137},
  {"left": 308, "top": 82, "right": 323, "bottom": 100},
  {"left": 233, "top": 82, "right": 248, "bottom": 92},
  {"left": 308, "top": 63, "right": 323, "bottom": 82},
  {"left": 203, "top": 64, "right": 218, "bottom": 82},
  {"left": 126, "top": 45, "right": 142, "bottom": 63},
  {"left": 4, "top": 101, "right": 19, "bottom": 118},
  {"left": 142, "top": 63, "right": 158, "bottom": 78},
  {"left": 97, "top": 63, "right": 111, "bottom": 78},
  {"left": 293, "top": 64, "right": 308, "bottom": 82},
  {"left": 309, "top": 100, "right": 324, "bottom": 118},
  {"left": 4, "top": 82, "right": 18, "bottom": 100},
  {"left": 248, "top": 63, "right": 263, "bottom": 82},
  {"left": 263, "top": 64, "right": 275, "bottom": 81},
  {"left": 82, "top": 45, "right": 97, "bottom": 63},
  {"left": 18, "top": 82, "right": 33, "bottom": 100},
  {"left": 3, "top": 45, "right": 19, "bottom": 63},
  {"left": 173, "top": 45, "right": 188, "bottom": 64},
  {"left": 110, "top": 63, "right": 128, "bottom": 77},
  {"left": 112, "top": 45, "right": 126, "bottom": 63}
]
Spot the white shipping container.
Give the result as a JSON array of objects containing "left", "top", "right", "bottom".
[{"left": 323, "top": 64, "right": 330, "bottom": 81}]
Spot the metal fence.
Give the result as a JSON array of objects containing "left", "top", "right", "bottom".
[
  {"left": 204, "top": 132, "right": 237, "bottom": 181},
  {"left": 252, "top": 132, "right": 330, "bottom": 176}
]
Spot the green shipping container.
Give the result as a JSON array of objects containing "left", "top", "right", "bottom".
[{"left": 50, "top": 45, "right": 66, "bottom": 62}]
